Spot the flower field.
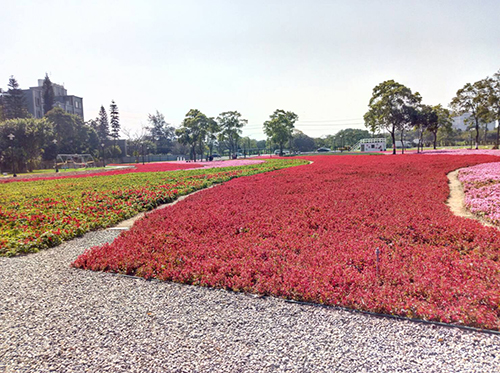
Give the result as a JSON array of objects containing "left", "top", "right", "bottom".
[
  {"left": 0, "top": 162, "right": 200, "bottom": 184},
  {"left": 74, "top": 154, "right": 500, "bottom": 330},
  {"left": 0, "top": 159, "right": 305, "bottom": 256},
  {"left": 0, "top": 160, "right": 267, "bottom": 185},
  {"left": 459, "top": 162, "right": 500, "bottom": 224}
]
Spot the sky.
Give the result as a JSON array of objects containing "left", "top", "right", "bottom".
[{"left": 1, "top": 0, "right": 500, "bottom": 140}]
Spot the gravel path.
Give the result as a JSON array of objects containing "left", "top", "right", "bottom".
[{"left": 1, "top": 230, "right": 499, "bottom": 372}]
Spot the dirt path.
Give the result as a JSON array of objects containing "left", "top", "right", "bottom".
[{"left": 446, "top": 169, "right": 498, "bottom": 229}]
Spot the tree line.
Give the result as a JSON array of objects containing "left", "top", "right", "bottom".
[
  {"left": 0, "top": 75, "right": 353, "bottom": 163},
  {"left": 364, "top": 68, "right": 500, "bottom": 154},
  {"left": 5, "top": 68, "right": 499, "bottom": 173},
  {"left": 450, "top": 70, "right": 500, "bottom": 149},
  {"left": 124, "top": 109, "right": 302, "bottom": 162},
  {"left": 170, "top": 108, "right": 300, "bottom": 161}
]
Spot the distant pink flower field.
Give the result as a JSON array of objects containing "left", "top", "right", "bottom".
[
  {"left": 385, "top": 148, "right": 500, "bottom": 156},
  {"left": 422, "top": 149, "right": 500, "bottom": 156},
  {"left": 169, "top": 159, "right": 264, "bottom": 169}
]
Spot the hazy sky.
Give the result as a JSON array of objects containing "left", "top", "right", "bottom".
[{"left": 1, "top": 0, "right": 499, "bottom": 140}]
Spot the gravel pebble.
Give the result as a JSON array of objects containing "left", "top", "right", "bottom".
[{"left": 1, "top": 230, "right": 499, "bottom": 372}]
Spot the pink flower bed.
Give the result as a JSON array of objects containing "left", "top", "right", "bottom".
[
  {"left": 459, "top": 162, "right": 500, "bottom": 224},
  {"left": 169, "top": 159, "right": 264, "bottom": 169},
  {"left": 391, "top": 148, "right": 500, "bottom": 156}
]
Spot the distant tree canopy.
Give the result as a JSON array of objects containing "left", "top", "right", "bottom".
[
  {"left": 411, "top": 104, "right": 435, "bottom": 152},
  {"left": 176, "top": 109, "right": 208, "bottom": 161},
  {"left": 364, "top": 80, "right": 421, "bottom": 154},
  {"left": 97, "top": 105, "right": 109, "bottom": 142},
  {"left": 263, "top": 109, "right": 298, "bottom": 155},
  {"left": 292, "top": 130, "right": 316, "bottom": 152},
  {"left": 427, "top": 105, "right": 452, "bottom": 150},
  {"left": 331, "top": 128, "right": 372, "bottom": 149},
  {"left": 146, "top": 110, "right": 176, "bottom": 154},
  {"left": 450, "top": 81, "right": 486, "bottom": 150},
  {"left": 4, "top": 76, "right": 29, "bottom": 120},
  {"left": 0, "top": 95, "right": 5, "bottom": 122},
  {"left": 217, "top": 111, "right": 247, "bottom": 156},
  {"left": 3, "top": 66, "right": 500, "bottom": 172},
  {"left": 42, "top": 74, "right": 54, "bottom": 115},
  {"left": 109, "top": 100, "right": 120, "bottom": 142},
  {"left": 206, "top": 117, "right": 220, "bottom": 157},
  {"left": 451, "top": 71, "right": 500, "bottom": 148},
  {"left": 45, "top": 107, "right": 95, "bottom": 154},
  {"left": 256, "top": 139, "right": 267, "bottom": 150},
  {"left": 0, "top": 117, "right": 53, "bottom": 172},
  {"left": 485, "top": 69, "right": 500, "bottom": 147}
]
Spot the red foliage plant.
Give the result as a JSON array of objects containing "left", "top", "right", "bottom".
[{"left": 73, "top": 155, "right": 500, "bottom": 330}]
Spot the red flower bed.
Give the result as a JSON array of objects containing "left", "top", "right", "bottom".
[
  {"left": 73, "top": 155, "right": 500, "bottom": 330},
  {"left": 0, "top": 162, "right": 199, "bottom": 184}
]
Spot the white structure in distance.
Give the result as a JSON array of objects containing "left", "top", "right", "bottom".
[{"left": 354, "top": 138, "right": 387, "bottom": 152}]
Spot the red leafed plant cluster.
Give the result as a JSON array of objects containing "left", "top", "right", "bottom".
[
  {"left": 0, "top": 162, "right": 199, "bottom": 184},
  {"left": 73, "top": 155, "right": 500, "bottom": 330}
]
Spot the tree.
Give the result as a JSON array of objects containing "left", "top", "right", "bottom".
[
  {"left": 45, "top": 107, "right": 89, "bottom": 154},
  {"left": 364, "top": 80, "right": 421, "bottom": 155},
  {"left": 86, "top": 118, "right": 99, "bottom": 132},
  {"left": 410, "top": 104, "right": 436, "bottom": 152},
  {"left": 106, "top": 145, "right": 122, "bottom": 159},
  {"left": 435, "top": 125, "right": 459, "bottom": 147},
  {"left": 146, "top": 110, "right": 176, "bottom": 154},
  {"left": 263, "top": 109, "right": 298, "bottom": 156},
  {"left": 85, "top": 125, "right": 101, "bottom": 160},
  {"left": 239, "top": 136, "right": 257, "bottom": 157},
  {"left": 332, "top": 128, "right": 372, "bottom": 150},
  {"left": 97, "top": 105, "right": 109, "bottom": 142},
  {"left": 170, "top": 141, "right": 190, "bottom": 157},
  {"left": 42, "top": 74, "right": 54, "bottom": 115},
  {"left": 450, "top": 81, "right": 489, "bottom": 150},
  {"left": 483, "top": 70, "right": 500, "bottom": 148},
  {"left": 4, "top": 76, "right": 29, "bottom": 119},
  {"left": 0, "top": 118, "right": 52, "bottom": 173},
  {"left": 292, "top": 130, "right": 316, "bottom": 152},
  {"left": 256, "top": 140, "right": 267, "bottom": 152},
  {"left": 206, "top": 117, "right": 220, "bottom": 158},
  {"left": 122, "top": 125, "right": 149, "bottom": 160},
  {"left": 109, "top": 100, "right": 120, "bottom": 147},
  {"left": 0, "top": 93, "right": 6, "bottom": 122},
  {"left": 217, "top": 111, "right": 247, "bottom": 157},
  {"left": 426, "top": 105, "right": 452, "bottom": 149},
  {"left": 176, "top": 109, "right": 208, "bottom": 161}
]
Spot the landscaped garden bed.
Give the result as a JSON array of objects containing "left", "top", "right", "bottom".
[
  {"left": 73, "top": 154, "right": 500, "bottom": 330},
  {"left": 0, "top": 161, "right": 200, "bottom": 184},
  {"left": 459, "top": 161, "right": 500, "bottom": 225},
  {"left": 0, "top": 159, "right": 305, "bottom": 256}
]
